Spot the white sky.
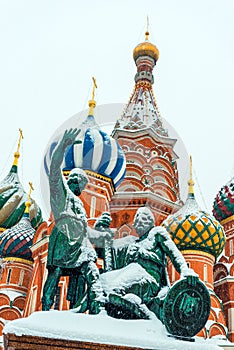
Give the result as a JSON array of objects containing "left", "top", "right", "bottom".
[{"left": 0, "top": 0, "right": 234, "bottom": 219}]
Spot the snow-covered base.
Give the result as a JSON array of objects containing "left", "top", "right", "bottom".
[{"left": 3, "top": 310, "right": 225, "bottom": 350}]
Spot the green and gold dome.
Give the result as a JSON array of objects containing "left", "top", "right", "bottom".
[
  {"left": 163, "top": 157, "right": 226, "bottom": 260},
  {"left": 0, "top": 130, "right": 42, "bottom": 231}
]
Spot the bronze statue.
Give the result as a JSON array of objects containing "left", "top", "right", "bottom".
[
  {"left": 42, "top": 128, "right": 210, "bottom": 338},
  {"left": 42, "top": 129, "right": 109, "bottom": 313},
  {"left": 100, "top": 207, "right": 210, "bottom": 337}
]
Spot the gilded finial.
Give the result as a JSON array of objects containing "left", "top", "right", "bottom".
[
  {"left": 88, "top": 77, "right": 97, "bottom": 116},
  {"left": 13, "top": 128, "right": 24, "bottom": 166},
  {"left": 188, "top": 155, "right": 195, "bottom": 195},
  {"left": 145, "top": 16, "right": 149, "bottom": 41},
  {"left": 25, "top": 181, "right": 34, "bottom": 214}
]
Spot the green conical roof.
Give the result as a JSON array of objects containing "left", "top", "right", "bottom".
[{"left": 0, "top": 164, "right": 42, "bottom": 231}]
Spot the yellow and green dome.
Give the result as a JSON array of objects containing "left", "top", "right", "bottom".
[{"left": 163, "top": 158, "right": 226, "bottom": 260}]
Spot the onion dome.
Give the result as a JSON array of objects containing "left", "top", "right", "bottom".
[
  {"left": 133, "top": 30, "right": 159, "bottom": 63},
  {"left": 44, "top": 79, "right": 126, "bottom": 189},
  {"left": 213, "top": 176, "right": 234, "bottom": 222},
  {"left": 163, "top": 157, "right": 226, "bottom": 260},
  {"left": 0, "top": 131, "right": 42, "bottom": 231},
  {"left": 0, "top": 190, "right": 35, "bottom": 261}
]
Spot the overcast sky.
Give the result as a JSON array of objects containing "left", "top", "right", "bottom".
[{"left": 0, "top": 0, "right": 233, "bottom": 218}]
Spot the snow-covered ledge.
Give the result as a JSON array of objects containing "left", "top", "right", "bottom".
[{"left": 2, "top": 310, "right": 230, "bottom": 350}]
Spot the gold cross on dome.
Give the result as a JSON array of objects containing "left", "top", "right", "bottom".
[
  {"left": 91, "top": 77, "right": 97, "bottom": 101},
  {"left": 145, "top": 16, "right": 150, "bottom": 41},
  {"left": 13, "top": 128, "right": 24, "bottom": 166},
  {"left": 188, "top": 155, "right": 195, "bottom": 194},
  {"left": 88, "top": 77, "right": 98, "bottom": 115},
  {"left": 28, "top": 181, "right": 34, "bottom": 201},
  {"left": 16, "top": 128, "right": 24, "bottom": 153}
]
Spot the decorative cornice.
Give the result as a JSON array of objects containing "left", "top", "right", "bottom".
[
  {"left": 112, "top": 127, "right": 178, "bottom": 153},
  {"left": 30, "top": 235, "right": 49, "bottom": 252},
  {"left": 181, "top": 250, "right": 215, "bottom": 262},
  {"left": 111, "top": 191, "right": 181, "bottom": 211},
  {"left": 3, "top": 257, "right": 34, "bottom": 265},
  {"left": 221, "top": 215, "right": 234, "bottom": 225},
  {"left": 63, "top": 169, "right": 114, "bottom": 192}
]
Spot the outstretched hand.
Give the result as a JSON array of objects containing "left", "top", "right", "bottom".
[{"left": 61, "top": 128, "right": 81, "bottom": 148}]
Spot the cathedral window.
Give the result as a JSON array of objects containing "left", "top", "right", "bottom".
[
  {"left": 204, "top": 264, "right": 208, "bottom": 283},
  {"left": 6, "top": 268, "right": 12, "bottom": 284}
]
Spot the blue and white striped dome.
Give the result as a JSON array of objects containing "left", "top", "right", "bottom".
[{"left": 44, "top": 115, "right": 126, "bottom": 189}]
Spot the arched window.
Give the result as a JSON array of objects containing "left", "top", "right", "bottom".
[
  {"left": 6, "top": 268, "right": 12, "bottom": 284},
  {"left": 122, "top": 232, "right": 128, "bottom": 238},
  {"left": 204, "top": 264, "right": 208, "bottom": 283}
]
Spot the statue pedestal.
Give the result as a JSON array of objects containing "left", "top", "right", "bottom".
[
  {"left": 3, "top": 310, "right": 222, "bottom": 350},
  {"left": 4, "top": 333, "right": 150, "bottom": 350}
]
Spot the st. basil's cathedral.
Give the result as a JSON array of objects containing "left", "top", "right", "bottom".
[{"left": 0, "top": 27, "right": 234, "bottom": 349}]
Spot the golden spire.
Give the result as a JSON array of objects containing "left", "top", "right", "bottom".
[
  {"left": 88, "top": 77, "right": 97, "bottom": 116},
  {"left": 13, "top": 128, "right": 23, "bottom": 166},
  {"left": 145, "top": 16, "right": 149, "bottom": 41},
  {"left": 25, "top": 181, "right": 34, "bottom": 214},
  {"left": 188, "top": 155, "right": 195, "bottom": 195}
]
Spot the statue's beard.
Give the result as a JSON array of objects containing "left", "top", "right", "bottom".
[
  {"left": 134, "top": 223, "right": 152, "bottom": 236},
  {"left": 135, "top": 224, "right": 148, "bottom": 236},
  {"left": 73, "top": 187, "right": 81, "bottom": 196}
]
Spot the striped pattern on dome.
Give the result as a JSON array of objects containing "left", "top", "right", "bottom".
[
  {"left": 0, "top": 166, "right": 43, "bottom": 230},
  {"left": 163, "top": 195, "right": 226, "bottom": 259},
  {"left": 44, "top": 125, "right": 126, "bottom": 189},
  {"left": 213, "top": 178, "right": 234, "bottom": 221},
  {"left": 0, "top": 216, "right": 35, "bottom": 261}
]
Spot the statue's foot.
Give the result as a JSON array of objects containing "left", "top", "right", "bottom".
[
  {"left": 106, "top": 293, "right": 151, "bottom": 320},
  {"left": 89, "top": 300, "right": 105, "bottom": 315},
  {"left": 41, "top": 303, "right": 51, "bottom": 311},
  {"left": 41, "top": 295, "right": 54, "bottom": 311}
]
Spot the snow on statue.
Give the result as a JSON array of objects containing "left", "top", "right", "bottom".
[
  {"left": 99, "top": 206, "right": 210, "bottom": 337},
  {"left": 42, "top": 128, "right": 210, "bottom": 339},
  {"left": 42, "top": 128, "right": 111, "bottom": 313}
]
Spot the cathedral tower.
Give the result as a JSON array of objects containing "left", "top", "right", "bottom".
[
  {"left": 213, "top": 175, "right": 234, "bottom": 341},
  {"left": 110, "top": 29, "right": 181, "bottom": 236},
  {"left": 0, "top": 130, "right": 42, "bottom": 338}
]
